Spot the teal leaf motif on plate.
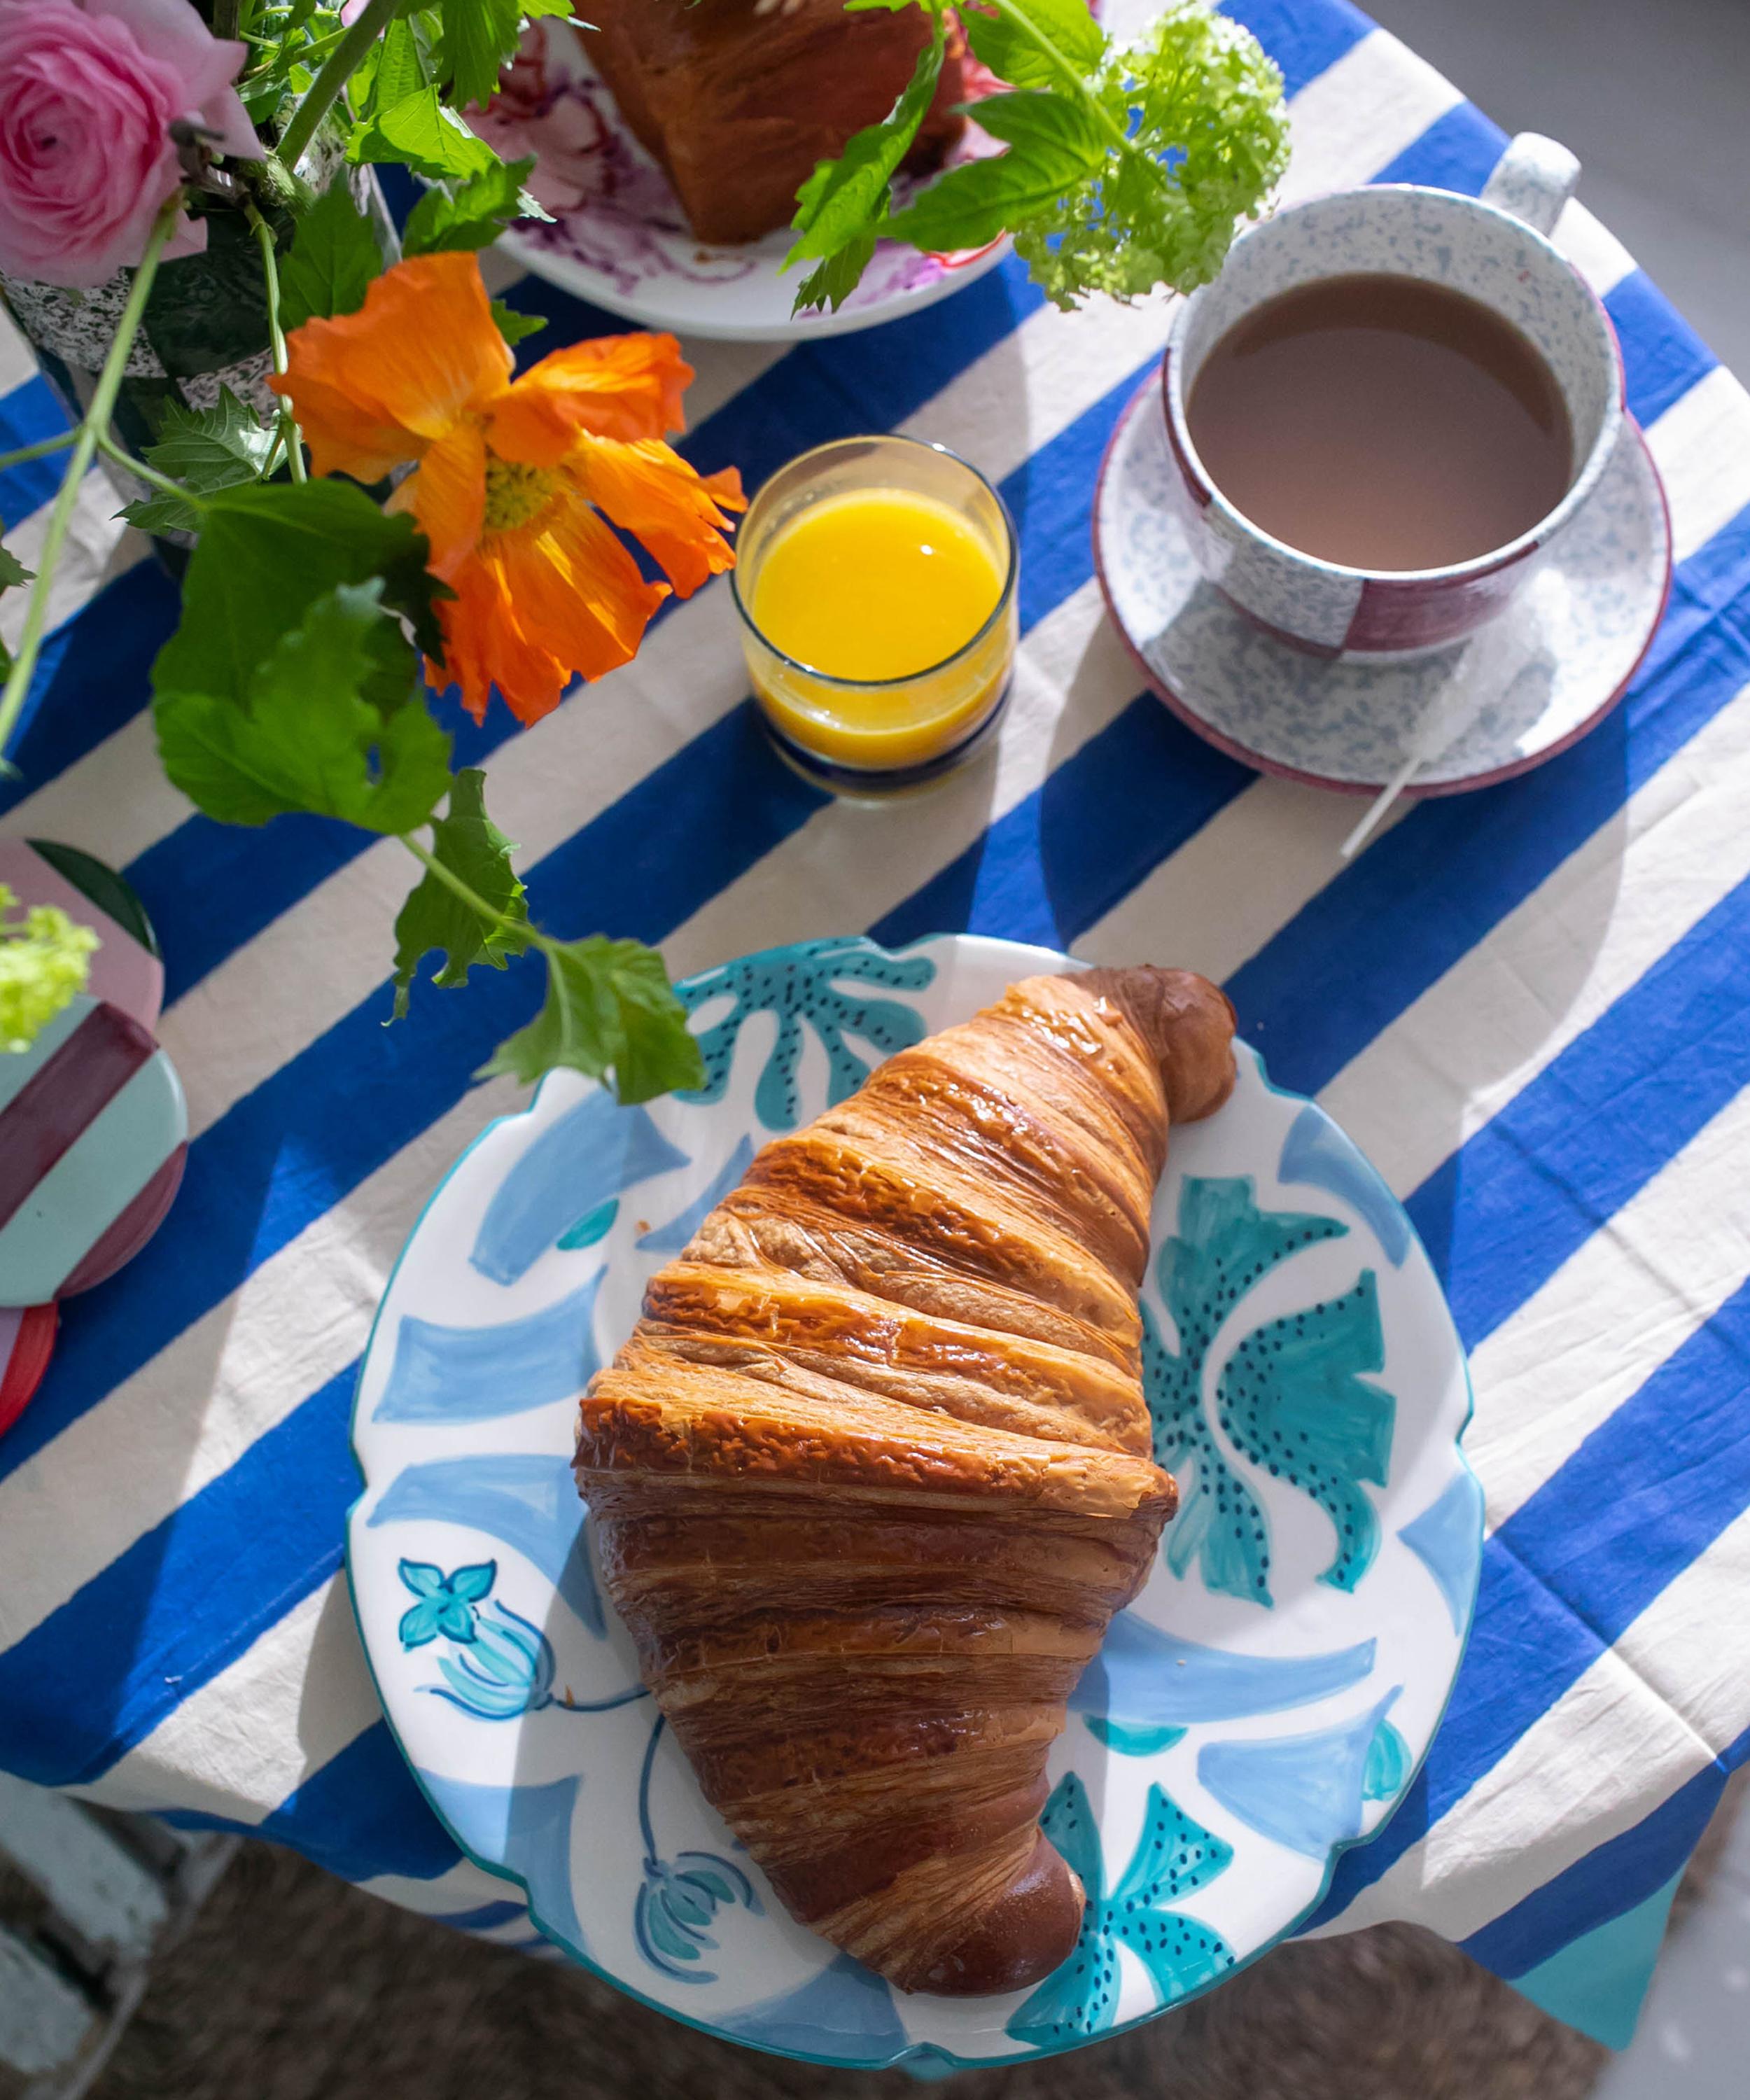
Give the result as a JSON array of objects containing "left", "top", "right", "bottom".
[
  {"left": 677, "top": 937, "right": 936, "bottom": 1130},
  {"left": 1007, "top": 1776, "right": 1235, "bottom": 2045},
  {"left": 1217, "top": 1272, "right": 1394, "bottom": 1593},
  {"left": 1147, "top": 1177, "right": 1348, "bottom": 1605},
  {"left": 1364, "top": 1716, "right": 1412, "bottom": 1802}
]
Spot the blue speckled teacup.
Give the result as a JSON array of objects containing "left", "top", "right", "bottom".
[{"left": 1161, "top": 133, "right": 1623, "bottom": 661}]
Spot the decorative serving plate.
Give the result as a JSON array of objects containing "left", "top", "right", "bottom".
[
  {"left": 484, "top": 23, "right": 1009, "bottom": 342},
  {"left": 348, "top": 934, "right": 1480, "bottom": 2071},
  {"left": 1094, "top": 372, "right": 1672, "bottom": 794}
]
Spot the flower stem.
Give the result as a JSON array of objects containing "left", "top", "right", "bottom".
[
  {"left": 94, "top": 431, "right": 206, "bottom": 508},
  {"left": 248, "top": 203, "right": 306, "bottom": 484},
  {"left": 276, "top": 0, "right": 400, "bottom": 172},
  {"left": 0, "top": 429, "right": 77, "bottom": 476},
  {"left": 0, "top": 194, "right": 182, "bottom": 764},
  {"left": 400, "top": 832, "right": 542, "bottom": 956}
]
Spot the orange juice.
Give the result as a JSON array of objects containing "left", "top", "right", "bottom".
[{"left": 743, "top": 486, "right": 1015, "bottom": 774}]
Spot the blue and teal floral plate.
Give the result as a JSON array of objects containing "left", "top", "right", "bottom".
[{"left": 346, "top": 934, "right": 1480, "bottom": 2071}]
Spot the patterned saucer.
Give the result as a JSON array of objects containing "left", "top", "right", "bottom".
[
  {"left": 1093, "top": 372, "right": 1672, "bottom": 794},
  {"left": 484, "top": 24, "right": 1009, "bottom": 343},
  {"left": 349, "top": 935, "right": 1480, "bottom": 2072}
]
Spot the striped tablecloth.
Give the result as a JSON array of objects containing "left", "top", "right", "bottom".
[{"left": 3, "top": 0, "right": 1747, "bottom": 2052}]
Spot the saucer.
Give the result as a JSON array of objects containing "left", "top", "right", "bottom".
[{"left": 1092, "top": 373, "right": 1672, "bottom": 794}]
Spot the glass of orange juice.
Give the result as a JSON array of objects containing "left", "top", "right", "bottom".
[{"left": 731, "top": 435, "right": 1018, "bottom": 794}]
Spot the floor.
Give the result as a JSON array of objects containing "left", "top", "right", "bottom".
[{"left": 1364, "top": 0, "right": 1750, "bottom": 379}]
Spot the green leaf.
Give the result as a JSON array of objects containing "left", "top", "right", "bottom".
[
  {"left": 886, "top": 89, "right": 1103, "bottom": 251},
  {"left": 439, "top": 0, "right": 522, "bottom": 108},
  {"left": 479, "top": 936, "right": 706, "bottom": 1102},
  {"left": 790, "top": 225, "right": 880, "bottom": 318},
  {"left": 490, "top": 298, "right": 547, "bottom": 346},
  {"left": 121, "top": 489, "right": 204, "bottom": 536},
  {"left": 402, "top": 155, "right": 549, "bottom": 255},
  {"left": 352, "top": 85, "right": 500, "bottom": 180},
  {"left": 153, "top": 479, "right": 447, "bottom": 709},
  {"left": 786, "top": 8, "right": 945, "bottom": 272},
  {"left": 279, "top": 178, "right": 384, "bottom": 332},
  {"left": 391, "top": 767, "right": 531, "bottom": 1019},
  {"left": 144, "top": 388, "right": 274, "bottom": 493},
  {"left": 154, "top": 581, "right": 454, "bottom": 835},
  {"left": 370, "top": 15, "right": 432, "bottom": 116},
  {"left": 0, "top": 542, "right": 34, "bottom": 589},
  {"left": 960, "top": 0, "right": 1103, "bottom": 89}
]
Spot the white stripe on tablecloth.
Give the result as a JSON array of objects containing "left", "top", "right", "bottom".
[
  {"left": 68, "top": 1575, "right": 380, "bottom": 1821},
  {"left": 0, "top": 24, "right": 1459, "bottom": 887},
  {"left": 1465, "top": 1078, "right": 1750, "bottom": 1529},
  {"left": 1646, "top": 364, "right": 1750, "bottom": 565},
  {"left": 0, "top": 307, "right": 38, "bottom": 398},
  {"left": 6, "top": 351, "right": 1744, "bottom": 1649},
  {"left": 1320, "top": 1500, "right": 1750, "bottom": 1940},
  {"left": 1551, "top": 200, "right": 1637, "bottom": 302},
  {"left": 1318, "top": 675, "right": 1750, "bottom": 1201},
  {"left": 0, "top": 476, "right": 144, "bottom": 652}
]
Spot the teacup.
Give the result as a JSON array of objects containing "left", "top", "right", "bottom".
[{"left": 1159, "top": 132, "right": 1623, "bottom": 659}]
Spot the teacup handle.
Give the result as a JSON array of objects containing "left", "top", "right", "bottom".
[{"left": 1481, "top": 131, "right": 1581, "bottom": 238}]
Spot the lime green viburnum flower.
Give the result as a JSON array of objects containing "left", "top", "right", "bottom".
[{"left": 0, "top": 883, "right": 99, "bottom": 1053}]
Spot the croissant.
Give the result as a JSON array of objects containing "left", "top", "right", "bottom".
[{"left": 575, "top": 966, "right": 1237, "bottom": 1996}]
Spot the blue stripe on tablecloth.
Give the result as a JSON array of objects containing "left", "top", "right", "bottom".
[
  {"left": 1411, "top": 870, "right": 1750, "bottom": 1344},
  {"left": 1310, "top": 1271, "right": 1750, "bottom": 1924},
  {"left": 0, "top": 1363, "right": 358, "bottom": 1782},
  {"left": 873, "top": 694, "right": 1248, "bottom": 948},
  {"left": 0, "top": 374, "right": 74, "bottom": 524},
  {"left": 1460, "top": 1720, "right": 1750, "bottom": 1977},
  {"left": 1371, "top": 102, "right": 1505, "bottom": 192},
  {"left": 1227, "top": 500, "right": 1750, "bottom": 1096},
  {"left": 1222, "top": 0, "right": 1373, "bottom": 94},
  {"left": 1609, "top": 272, "right": 1721, "bottom": 426},
  {"left": 0, "top": 561, "right": 180, "bottom": 821},
  {"left": 162, "top": 1721, "right": 461, "bottom": 1884}
]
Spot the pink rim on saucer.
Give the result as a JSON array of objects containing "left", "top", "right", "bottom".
[{"left": 1091, "top": 369, "right": 1674, "bottom": 798}]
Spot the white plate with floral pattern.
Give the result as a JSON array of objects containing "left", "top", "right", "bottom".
[
  {"left": 347, "top": 933, "right": 1481, "bottom": 2071},
  {"left": 479, "top": 23, "right": 1009, "bottom": 342},
  {"left": 1094, "top": 371, "right": 1672, "bottom": 794}
]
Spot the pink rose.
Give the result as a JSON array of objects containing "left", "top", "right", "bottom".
[{"left": 0, "top": 0, "right": 262, "bottom": 289}]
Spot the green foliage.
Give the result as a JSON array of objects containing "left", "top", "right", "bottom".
[
  {"left": 790, "top": 0, "right": 1289, "bottom": 314},
  {"left": 391, "top": 767, "right": 531, "bottom": 1017},
  {"left": 785, "top": 7, "right": 946, "bottom": 313},
  {"left": 153, "top": 480, "right": 447, "bottom": 706},
  {"left": 121, "top": 388, "right": 276, "bottom": 534},
  {"left": 0, "top": 883, "right": 98, "bottom": 1054},
  {"left": 351, "top": 83, "right": 500, "bottom": 178},
  {"left": 0, "top": 542, "right": 34, "bottom": 589},
  {"left": 490, "top": 298, "right": 547, "bottom": 346},
  {"left": 279, "top": 177, "right": 384, "bottom": 330},
  {"left": 479, "top": 935, "right": 706, "bottom": 1102},
  {"left": 403, "top": 156, "right": 548, "bottom": 254},
  {"left": 1012, "top": 1, "right": 1292, "bottom": 310},
  {"left": 154, "top": 580, "right": 453, "bottom": 832}
]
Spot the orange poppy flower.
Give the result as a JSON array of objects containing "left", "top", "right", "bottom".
[{"left": 274, "top": 251, "right": 745, "bottom": 726}]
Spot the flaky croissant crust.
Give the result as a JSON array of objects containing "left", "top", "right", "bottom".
[{"left": 576, "top": 967, "right": 1236, "bottom": 1996}]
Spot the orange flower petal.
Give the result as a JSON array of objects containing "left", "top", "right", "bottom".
[
  {"left": 427, "top": 486, "right": 669, "bottom": 725},
  {"left": 389, "top": 420, "right": 487, "bottom": 581},
  {"left": 279, "top": 253, "right": 512, "bottom": 475},
  {"left": 503, "top": 488, "right": 670, "bottom": 681},
  {"left": 430, "top": 551, "right": 572, "bottom": 727},
  {"left": 565, "top": 436, "right": 741, "bottom": 598},
  {"left": 487, "top": 332, "right": 694, "bottom": 466}
]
